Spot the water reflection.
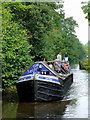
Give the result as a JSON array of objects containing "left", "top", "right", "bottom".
[
  {"left": 2, "top": 64, "right": 88, "bottom": 119},
  {"left": 2, "top": 100, "right": 73, "bottom": 119},
  {"left": 2, "top": 102, "right": 18, "bottom": 118},
  {"left": 17, "top": 101, "right": 71, "bottom": 119}
]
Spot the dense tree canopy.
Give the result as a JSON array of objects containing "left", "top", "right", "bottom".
[
  {"left": 2, "top": 3, "right": 34, "bottom": 87},
  {"left": 2, "top": 2, "right": 86, "bottom": 87}
]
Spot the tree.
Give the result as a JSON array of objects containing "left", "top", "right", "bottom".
[
  {"left": 7, "top": 2, "right": 65, "bottom": 61},
  {"left": 2, "top": 3, "right": 34, "bottom": 87}
]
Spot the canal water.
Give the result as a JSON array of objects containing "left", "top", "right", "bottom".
[{"left": 1, "top": 64, "right": 89, "bottom": 119}]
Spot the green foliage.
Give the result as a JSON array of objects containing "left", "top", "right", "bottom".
[
  {"left": 84, "top": 43, "right": 88, "bottom": 54},
  {"left": 80, "top": 58, "right": 89, "bottom": 70},
  {"left": 8, "top": 2, "right": 64, "bottom": 61},
  {"left": 2, "top": 3, "right": 34, "bottom": 87},
  {"left": 2, "top": 2, "right": 86, "bottom": 87}
]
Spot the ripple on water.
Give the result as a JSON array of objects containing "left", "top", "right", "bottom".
[{"left": 62, "top": 64, "right": 88, "bottom": 118}]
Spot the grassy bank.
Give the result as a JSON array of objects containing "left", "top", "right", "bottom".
[
  {"left": 79, "top": 58, "right": 90, "bottom": 71},
  {"left": 2, "top": 86, "right": 18, "bottom": 102}
]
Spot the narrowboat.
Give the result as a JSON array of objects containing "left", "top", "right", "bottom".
[{"left": 16, "top": 60, "right": 73, "bottom": 102}]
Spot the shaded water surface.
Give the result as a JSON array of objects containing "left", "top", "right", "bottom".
[{"left": 2, "top": 64, "right": 88, "bottom": 119}]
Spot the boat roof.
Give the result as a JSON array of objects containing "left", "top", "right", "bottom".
[
  {"left": 35, "top": 61, "right": 73, "bottom": 79},
  {"left": 35, "top": 61, "right": 63, "bottom": 78},
  {"left": 20, "top": 61, "right": 72, "bottom": 80}
]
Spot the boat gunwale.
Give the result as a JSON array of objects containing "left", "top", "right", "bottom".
[{"left": 17, "top": 79, "right": 62, "bottom": 86}]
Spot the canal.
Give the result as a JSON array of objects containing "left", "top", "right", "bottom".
[{"left": 1, "top": 64, "right": 89, "bottom": 119}]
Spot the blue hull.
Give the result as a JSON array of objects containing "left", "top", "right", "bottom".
[{"left": 16, "top": 61, "right": 73, "bottom": 102}]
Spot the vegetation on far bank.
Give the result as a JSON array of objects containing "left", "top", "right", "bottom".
[
  {"left": 79, "top": 57, "right": 89, "bottom": 70},
  {"left": 2, "top": 1, "right": 87, "bottom": 88},
  {"left": 81, "top": 1, "right": 90, "bottom": 71}
]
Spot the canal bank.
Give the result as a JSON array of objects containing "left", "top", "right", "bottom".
[
  {"left": 1, "top": 64, "right": 88, "bottom": 119},
  {"left": 79, "top": 58, "right": 90, "bottom": 70}
]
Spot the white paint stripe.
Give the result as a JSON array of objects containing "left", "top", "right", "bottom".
[
  {"left": 20, "top": 74, "right": 34, "bottom": 79},
  {"left": 17, "top": 78, "right": 61, "bottom": 85},
  {"left": 17, "top": 77, "right": 34, "bottom": 83},
  {"left": 18, "top": 74, "right": 61, "bottom": 85},
  {"left": 19, "top": 74, "right": 58, "bottom": 80},
  {"left": 36, "top": 74, "right": 58, "bottom": 79}
]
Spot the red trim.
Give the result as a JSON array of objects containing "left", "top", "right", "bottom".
[
  {"left": 46, "top": 75, "right": 59, "bottom": 79},
  {"left": 43, "top": 58, "right": 45, "bottom": 62},
  {"left": 60, "top": 61, "right": 67, "bottom": 63}
]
